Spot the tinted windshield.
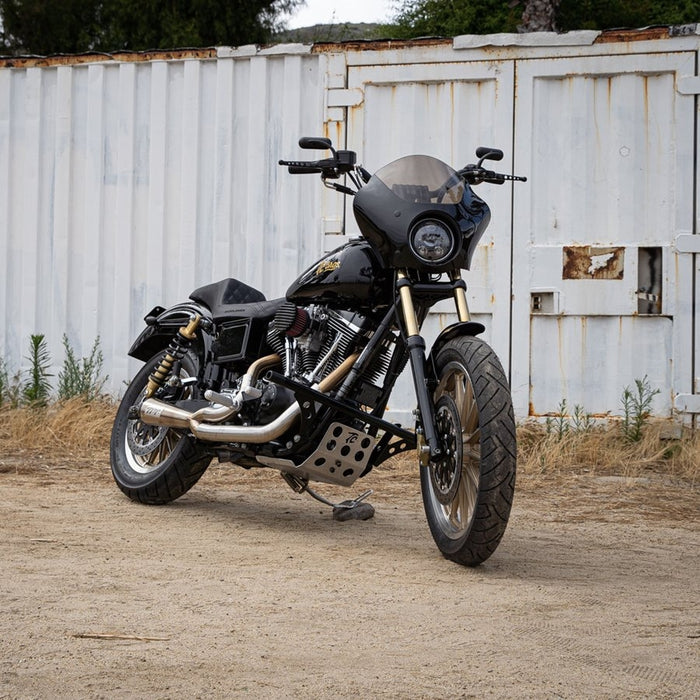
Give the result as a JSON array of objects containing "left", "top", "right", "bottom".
[{"left": 373, "top": 155, "right": 464, "bottom": 204}]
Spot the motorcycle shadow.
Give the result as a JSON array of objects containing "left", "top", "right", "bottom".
[{"left": 153, "top": 480, "right": 443, "bottom": 564}]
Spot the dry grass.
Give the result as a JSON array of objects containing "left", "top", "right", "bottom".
[
  {"left": 0, "top": 398, "right": 114, "bottom": 458},
  {"left": 517, "top": 419, "right": 699, "bottom": 485},
  {"left": 0, "top": 403, "right": 697, "bottom": 520},
  {"left": 0, "top": 403, "right": 697, "bottom": 482}
]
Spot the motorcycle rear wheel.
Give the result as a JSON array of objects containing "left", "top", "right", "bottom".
[
  {"left": 420, "top": 336, "right": 516, "bottom": 566},
  {"left": 110, "top": 351, "right": 212, "bottom": 505}
]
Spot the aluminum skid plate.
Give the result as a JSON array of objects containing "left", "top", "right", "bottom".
[{"left": 258, "top": 422, "right": 376, "bottom": 487}]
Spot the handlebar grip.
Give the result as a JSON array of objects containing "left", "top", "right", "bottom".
[
  {"left": 279, "top": 159, "right": 318, "bottom": 168},
  {"left": 288, "top": 165, "right": 323, "bottom": 174}
]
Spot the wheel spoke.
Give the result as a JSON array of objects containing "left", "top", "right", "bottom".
[
  {"left": 429, "top": 361, "right": 483, "bottom": 538},
  {"left": 463, "top": 470, "right": 477, "bottom": 520},
  {"left": 452, "top": 374, "right": 465, "bottom": 413},
  {"left": 434, "top": 371, "right": 455, "bottom": 401}
]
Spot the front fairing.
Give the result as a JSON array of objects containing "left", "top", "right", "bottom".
[{"left": 352, "top": 155, "right": 491, "bottom": 272}]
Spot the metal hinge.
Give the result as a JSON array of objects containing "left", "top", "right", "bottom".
[
  {"left": 674, "top": 234, "right": 700, "bottom": 253},
  {"left": 677, "top": 76, "right": 700, "bottom": 95},
  {"left": 675, "top": 393, "right": 700, "bottom": 413},
  {"left": 327, "top": 88, "right": 364, "bottom": 108}
]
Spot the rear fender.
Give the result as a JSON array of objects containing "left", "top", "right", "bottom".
[{"left": 128, "top": 302, "right": 212, "bottom": 362}]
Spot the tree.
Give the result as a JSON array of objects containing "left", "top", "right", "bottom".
[
  {"left": 518, "top": 0, "right": 561, "bottom": 32},
  {"left": 557, "top": 0, "right": 700, "bottom": 31},
  {"left": 390, "top": 0, "right": 519, "bottom": 38},
  {"left": 388, "top": 0, "right": 699, "bottom": 37},
  {"left": 0, "top": 0, "right": 305, "bottom": 55}
]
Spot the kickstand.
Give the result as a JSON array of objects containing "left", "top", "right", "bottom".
[{"left": 281, "top": 473, "right": 375, "bottom": 521}]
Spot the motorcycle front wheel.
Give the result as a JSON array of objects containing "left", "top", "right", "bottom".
[
  {"left": 421, "top": 336, "right": 516, "bottom": 566},
  {"left": 110, "top": 351, "right": 212, "bottom": 505}
]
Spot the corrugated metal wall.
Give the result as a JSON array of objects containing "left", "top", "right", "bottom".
[
  {"left": 1, "top": 29, "right": 698, "bottom": 421},
  {"left": 0, "top": 46, "right": 327, "bottom": 386}
]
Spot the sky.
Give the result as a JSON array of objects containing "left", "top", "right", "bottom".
[{"left": 285, "top": 0, "right": 397, "bottom": 29}]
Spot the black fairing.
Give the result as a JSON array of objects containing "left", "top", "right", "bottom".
[
  {"left": 352, "top": 156, "right": 491, "bottom": 272},
  {"left": 286, "top": 239, "right": 391, "bottom": 311}
]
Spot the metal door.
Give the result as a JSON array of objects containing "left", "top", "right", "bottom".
[
  {"left": 336, "top": 58, "right": 516, "bottom": 422},
  {"left": 511, "top": 51, "right": 697, "bottom": 419}
]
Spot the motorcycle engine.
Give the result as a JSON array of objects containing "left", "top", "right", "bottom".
[{"left": 266, "top": 302, "right": 377, "bottom": 383}]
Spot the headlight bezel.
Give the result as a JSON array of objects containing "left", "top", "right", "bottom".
[{"left": 407, "top": 217, "right": 460, "bottom": 267}]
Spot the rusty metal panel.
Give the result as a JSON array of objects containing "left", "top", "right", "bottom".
[{"left": 562, "top": 246, "right": 625, "bottom": 280}]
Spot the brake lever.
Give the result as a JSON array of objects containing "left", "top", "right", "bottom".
[{"left": 459, "top": 166, "right": 527, "bottom": 185}]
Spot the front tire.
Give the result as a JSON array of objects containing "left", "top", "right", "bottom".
[
  {"left": 110, "top": 351, "right": 212, "bottom": 504},
  {"left": 420, "top": 336, "right": 516, "bottom": 566}
]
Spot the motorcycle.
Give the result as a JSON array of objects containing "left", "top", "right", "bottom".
[{"left": 110, "top": 137, "right": 526, "bottom": 566}]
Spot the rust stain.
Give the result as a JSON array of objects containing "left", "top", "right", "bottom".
[
  {"left": 595, "top": 27, "right": 670, "bottom": 44},
  {"left": 312, "top": 37, "right": 451, "bottom": 54},
  {"left": 562, "top": 246, "right": 625, "bottom": 280},
  {"left": 0, "top": 47, "right": 216, "bottom": 68}
]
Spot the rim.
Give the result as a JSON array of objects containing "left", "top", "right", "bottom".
[
  {"left": 123, "top": 367, "right": 192, "bottom": 475},
  {"left": 427, "top": 360, "right": 481, "bottom": 540}
]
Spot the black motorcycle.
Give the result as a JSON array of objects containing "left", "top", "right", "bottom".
[{"left": 110, "top": 137, "right": 526, "bottom": 566}]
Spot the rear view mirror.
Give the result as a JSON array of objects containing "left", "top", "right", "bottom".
[
  {"left": 475, "top": 147, "right": 504, "bottom": 163},
  {"left": 299, "top": 136, "right": 333, "bottom": 151}
]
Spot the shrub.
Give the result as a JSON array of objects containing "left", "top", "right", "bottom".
[
  {"left": 621, "top": 375, "right": 660, "bottom": 443},
  {"left": 21, "top": 334, "right": 53, "bottom": 406},
  {"left": 57, "top": 335, "right": 108, "bottom": 402}
]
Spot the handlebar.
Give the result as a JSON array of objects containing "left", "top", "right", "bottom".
[
  {"left": 278, "top": 151, "right": 356, "bottom": 179},
  {"left": 458, "top": 165, "right": 527, "bottom": 186}
]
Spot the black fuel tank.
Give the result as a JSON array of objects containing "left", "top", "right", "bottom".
[{"left": 286, "top": 240, "right": 389, "bottom": 310}]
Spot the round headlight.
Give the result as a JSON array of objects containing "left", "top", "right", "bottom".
[{"left": 409, "top": 219, "right": 456, "bottom": 265}]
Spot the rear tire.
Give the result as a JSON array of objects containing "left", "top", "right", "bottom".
[
  {"left": 420, "top": 336, "right": 516, "bottom": 566},
  {"left": 110, "top": 352, "right": 212, "bottom": 505}
]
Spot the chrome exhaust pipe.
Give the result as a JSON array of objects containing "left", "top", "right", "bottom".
[
  {"left": 138, "top": 353, "right": 359, "bottom": 444},
  {"left": 139, "top": 397, "right": 301, "bottom": 444}
]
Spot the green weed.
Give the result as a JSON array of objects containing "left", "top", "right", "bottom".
[
  {"left": 621, "top": 375, "right": 660, "bottom": 442},
  {"left": 57, "top": 335, "right": 108, "bottom": 402},
  {"left": 22, "top": 334, "right": 53, "bottom": 406}
]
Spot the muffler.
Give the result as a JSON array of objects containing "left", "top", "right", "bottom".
[{"left": 138, "top": 353, "right": 359, "bottom": 444}]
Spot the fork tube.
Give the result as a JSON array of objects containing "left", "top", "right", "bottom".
[
  {"left": 397, "top": 271, "right": 420, "bottom": 336},
  {"left": 449, "top": 270, "right": 471, "bottom": 322},
  {"left": 397, "top": 272, "right": 442, "bottom": 461}
]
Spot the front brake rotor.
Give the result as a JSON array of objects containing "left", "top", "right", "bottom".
[{"left": 429, "top": 395, "right": 463, "bottom": 505}]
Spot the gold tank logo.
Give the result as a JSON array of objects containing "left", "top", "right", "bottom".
[{"left": 315, "top": 259, "right": 340, "bottom": 276}]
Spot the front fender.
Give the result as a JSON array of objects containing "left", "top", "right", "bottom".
[
  {"left": 128, "top": 302, "right": 212, "bottom": 362},
  {"left": 426, "top": 321, "right": 485, "bottom": 380}
]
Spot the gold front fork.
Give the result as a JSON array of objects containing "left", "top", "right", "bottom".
[
  {"left": 397, "top": 270, "right": 420, "bottom": 336},
  {"left": 449, "top": 270, "right": 471, "bottom": 322}
]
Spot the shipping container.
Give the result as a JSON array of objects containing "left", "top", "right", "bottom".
[{"left": 1, "top": 27, "right": 698, "bottom": 423}]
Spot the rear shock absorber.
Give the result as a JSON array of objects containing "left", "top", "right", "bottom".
[{"left": 144, "top": 315, "right": 201, "bottom": 399}]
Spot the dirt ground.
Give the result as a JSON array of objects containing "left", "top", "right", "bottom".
[{"left": 1, "top": 453, "right": 698, "bottom": 699}]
